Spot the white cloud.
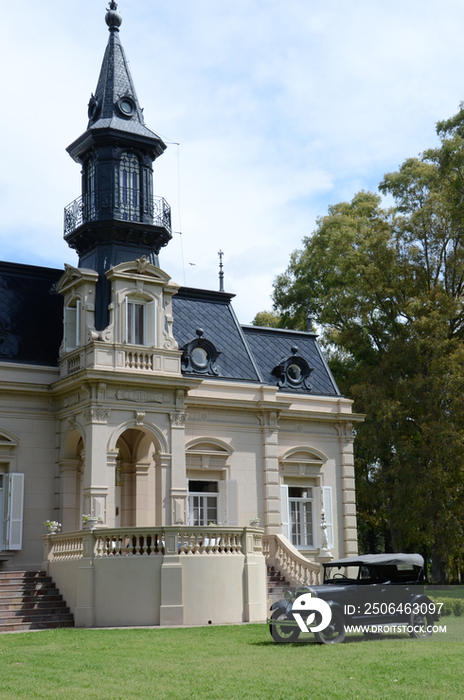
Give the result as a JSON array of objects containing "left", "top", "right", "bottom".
[{"left": 1, "top": 0, "right": 464, "bottom": 321}]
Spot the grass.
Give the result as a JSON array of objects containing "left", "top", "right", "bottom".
[{"left": 0, "top": 622, "right": 463, "bottom": 700}]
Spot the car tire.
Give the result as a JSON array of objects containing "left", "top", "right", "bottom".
[
  {"left": 270, "top": 609, "right": 300, "bottom": 643},
  {"left": 409, "top": 611, "right": 433, "bottom": 639},
  {"left": 314, "top": 609, "right": 346, "bottom": 644}
]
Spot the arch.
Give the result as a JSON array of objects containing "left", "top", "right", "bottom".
[
  {"left": 60, "top": 425, "right": 85, "bottom": 460},
  {"left": 185, "top": 437, "right": 234, "bottom": 456},
  {"left": 0, "top": 428, "right": 20, "bottom": 448},
  {"left": 107, "top": 419, "right": 168, "bottom": 455},
  {"left": 280, "top": 446, "right": 328, "bottom": 465}
]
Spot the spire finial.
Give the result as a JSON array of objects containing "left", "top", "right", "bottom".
[
  {"left": 218, "top": 250, "right": 224, "bottom": 292},
  {"left": 106, "top": 1, "right": 122, "bottom": 31}
]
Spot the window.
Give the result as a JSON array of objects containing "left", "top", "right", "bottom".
[
  {"left": 188, "top": 480, "right": 218, "bottom": 526},
  {"left": 127, "top": 300, "right": 144, "bottom": 345},
  {"left": 86, "top": 155, "right": 96, "bottom": 220},
  {"left": 119, "top": 151, "right": 140, "bottom": 222},
  {"left": 125, "top": 297, "right": 156, "bottom": 347},
  {"left": 0, "top": 472, "right": 24, "bottom": 551},
  {"left": 64, "top": 300, "right": 81, "bottom": 352},
  {"left": 289, "top": 486, "right": 313, "bottom": 548}
]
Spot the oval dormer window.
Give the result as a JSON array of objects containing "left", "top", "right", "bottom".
[
  {"left": 117, "top": 97, "right": 136, "bottom": 117},
  {"left": 287, "top": 363, "right": 302, "bottom": 384},
  {"left": 192, "top": 347, "right": 208, "bottom": 369}
]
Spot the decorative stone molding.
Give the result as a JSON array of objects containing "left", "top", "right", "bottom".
[
  {"left": 170, "top": 411, "right": 188, "bottom": 427},
  {"left": 63, "top": 394, "right": 80, "bottom": 409},
  {"left": 116, "top": 389, "right": 163, "bottom": 404},
  {"left": 135, "top": 411, "right": 145, "bottom": 425},
  {"left": 83, "top": 407, "right": 110, "bottom": 423}
]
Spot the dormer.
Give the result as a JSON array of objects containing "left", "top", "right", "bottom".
[
  {"left": 106, "top": 257, "right": 179, "bottom": 351},
  {"left": 56, "top": 264, "right": 99, "bottom": 368}
]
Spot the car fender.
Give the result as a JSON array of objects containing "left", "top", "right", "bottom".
[
  {"left": 408, "top": 593, "right": 440, "bottom": 621},
  {"left": 269, "top": 600, "right": 292, "bottom": 615}
]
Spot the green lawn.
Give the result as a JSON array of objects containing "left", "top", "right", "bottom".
[{"left": 0, "top": 622, "right": 462, "bottom": 700}]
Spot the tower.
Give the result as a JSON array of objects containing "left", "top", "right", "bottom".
[{"left": 63, "top": 1, "right": 171, "bottom": 329}]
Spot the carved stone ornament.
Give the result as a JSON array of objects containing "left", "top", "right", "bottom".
[
  {"left": 83, "top": 407, "right": 110, "bottom": 423},
  {"left": 170, "top": 411, "right": 188, "bottom": 427},
  {"left": 63, "top": 394, "right": 80, "bottom": 409},
  {"left": 116, "top": 389, "right": 163, "bottom": 404}
]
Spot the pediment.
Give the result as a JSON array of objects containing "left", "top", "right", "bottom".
[
  {"left": 0, "top": 428, "right": 19, "bottom": 448},
  {"left": 56, "top": 264, "right": 98, "bottom": 293},
  {"left": 107, "top": 258, "right": 174, "bottom": 285}
]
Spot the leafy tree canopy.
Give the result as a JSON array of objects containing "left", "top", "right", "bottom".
[{"left": 269, "top": 105, "right": 464, "bottom": 581}]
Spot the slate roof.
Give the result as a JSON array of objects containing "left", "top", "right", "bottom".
[
  {"left": 0, "top": 261, "right": 340, "bottom": 397},
  {"left": 172, "top": 288, "right": 261, "bottom": 383},
  {"left": 88, "top": 23, "right": 164, "bottom": 142},
  {"left": 0, "top": 262, "right": 63, "bottom": 366},
  {"left": 242, "top": 325, "right": 340, "bottom": 396}
]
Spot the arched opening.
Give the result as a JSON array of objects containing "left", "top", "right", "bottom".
[
  {"left": 60, "top": 429, "right": 84, "bottom": 532},
  {"left": 114, "top": 427, "right": 160, "bottom": 527}
]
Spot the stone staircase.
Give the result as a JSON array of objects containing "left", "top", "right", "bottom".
[
  {"left": 267, "top": 566, "right": 294, "bottom": 610},
  {"left": 0, "top": 571, "right": 74, "bottom": 633}
]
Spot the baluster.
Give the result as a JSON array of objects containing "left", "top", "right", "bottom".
[{"left": 142, "top": 534, "right": 149, "bottom": 556}]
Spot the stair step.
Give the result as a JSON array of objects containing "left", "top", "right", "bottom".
[
  {"left": 0, "top": 620, "right": 74, "bottom": 633},
  {"left": 0, "top": 571, "right": 73, "bottom": 633}
]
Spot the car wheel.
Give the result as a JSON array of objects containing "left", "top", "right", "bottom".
[
  {"left": 409, "top": 611, "right": 433, "bottom": 639},
  {"left": 314, "top": 609, "right": 346, "bottom": 644},
  {"left": 270, "top": 609, "right": 300, "bottom": 643}
]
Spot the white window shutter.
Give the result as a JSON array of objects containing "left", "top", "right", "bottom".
[
  {"left": 145, "top": 299, "right": 157, "bottom": 347},
  {"left": 6, "top": 473, "right": 24, "bottom": 551},
  {"left": 76, "top": 299, "right": 81, "bottom": 347},
  {"left": 64, "top": 306, "right": 77, "bottom": 352},
  {"left": 226, "top": 480, "right": 239, "bottom": 525},
  {"left": 124, "top": 298, "right": 129, "bottom": 344},
  {"left": 322, "top": 485, "right": 334, "bottom": 549},
  {"left": 280, "top": 484, "right": 289, "bottom": 540}
]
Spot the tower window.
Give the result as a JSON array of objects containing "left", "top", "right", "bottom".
[
  {"left": 86, "top": 156, "right": 97, "bottom": 220},
  {"left": 127, "top": 300, "right": 144, "bottom": 345},
  {"left": 64, "top": 300, "right": 81, "bottom": 352},
  {"left": 119, "top": 152, "right": 140, "bottom": 222},
  {"left": 125, "top": 297, "right": 157, "bottom": 347}
]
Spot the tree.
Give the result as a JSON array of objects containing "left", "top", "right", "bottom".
[
  {"left": 251, "top": 310, "right": 281, "bottom": 328},
  {"left": 270, "top": 106, "right": 464, "bottom": 581}
]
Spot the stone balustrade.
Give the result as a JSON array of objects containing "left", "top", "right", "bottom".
[
  {"left": 263, "top": 533, "right": 321, "bottom": 586},
  {"left": 42, "top": 526, "right": 266, "bottom": 628}
]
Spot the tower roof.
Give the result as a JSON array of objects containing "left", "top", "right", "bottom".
[{"left": 68, "top": 2, "right": 166, "bottom": 161}]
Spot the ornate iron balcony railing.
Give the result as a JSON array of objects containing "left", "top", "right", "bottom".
[{"left": 64, "top": 192, "right": 172, "bottom": 238}]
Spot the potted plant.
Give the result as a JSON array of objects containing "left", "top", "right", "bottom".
[
  {"left": 82, "top": 514, "right": 102, "bottom": 529},
  {"left": 44, "top": 520, "right": 61, "bottom": 534}
]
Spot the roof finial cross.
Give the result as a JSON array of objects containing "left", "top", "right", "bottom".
[
  {"left": 108, "top": 1, "right": 118, "bottom": 10},
  {"left": 218, "top": 250, "right": 224, "bottom": 292}
]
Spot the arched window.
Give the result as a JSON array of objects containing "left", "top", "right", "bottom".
[
  {"left": 119, "top": 152, "right": 140, "bottom": 222},
  {"left": 86, "top": 155, "right": 97, "bottom": 220}
]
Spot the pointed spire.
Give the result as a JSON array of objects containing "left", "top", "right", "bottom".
[{"left": 82, "top": 2, "right": 165, "bottom": 149}]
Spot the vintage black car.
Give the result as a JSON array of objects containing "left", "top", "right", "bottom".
[{"left": 269, "top": 552, "right": 440, "bottom": 644}]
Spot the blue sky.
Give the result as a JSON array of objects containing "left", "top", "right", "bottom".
[{"left": 1, "top": 1, "right": 464, "bottom": 322}]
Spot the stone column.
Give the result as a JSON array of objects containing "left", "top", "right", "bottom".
[
  {"left": 337, "top": 421, "right": 358, "bottom": 557},
  {"left": 105, "top": 450, "right": 119, "bottom": 528},
  {"left": 169, "top": 411, "right": 188, "bottom": 525},
  {"left": 258, "top": 411, "right": 282, "bottom": 535},
  {"left": 59, "top": 458, "right": 80, "bottom": 532},
  {"left": 134, "top": 460, "right": 150, "bottom": 526},
  {"left": 82, "top": 406, "right": 110, "bottom": 525}
]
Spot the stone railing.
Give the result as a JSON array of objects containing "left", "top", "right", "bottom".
[
  {"left": 263, "top": 533, "right": 321, "bottom": 586},
  {"left": 125, "top": 351, "right": 154, "bottom": 371},
  {"left": 43, "top": 526, "right": 263, "bottom": 562}
]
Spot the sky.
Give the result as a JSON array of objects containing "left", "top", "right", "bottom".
[{"left": 1, "top": 0, "right": 464, "bottom": 323}]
